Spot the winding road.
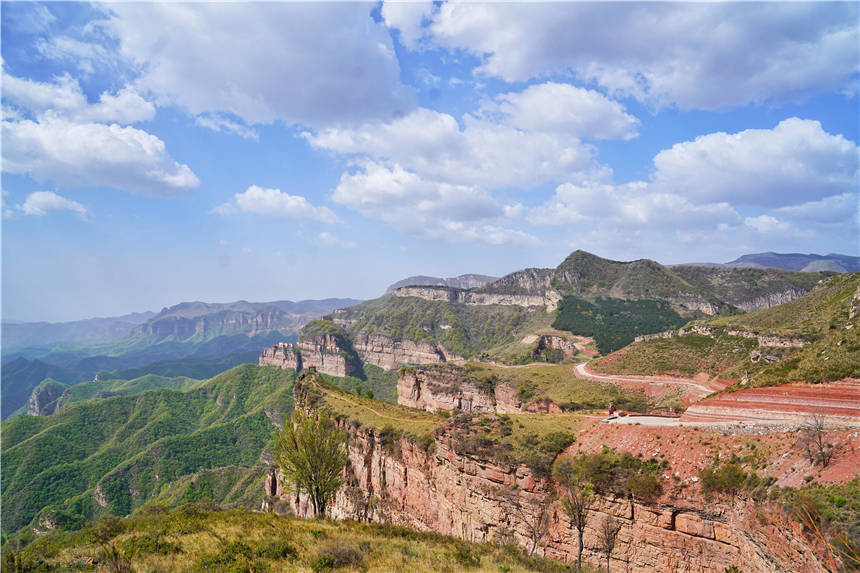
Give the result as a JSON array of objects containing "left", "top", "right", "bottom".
[{"left": 573, "top": 362, "right": 716, "bottom": 399}]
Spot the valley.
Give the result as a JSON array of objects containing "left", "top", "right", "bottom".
[{"left": 3, "top": 251, "right": 859, "bottom": 572}]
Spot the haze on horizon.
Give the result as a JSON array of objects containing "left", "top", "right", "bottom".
[{"left": 2, "top": 2, "right": 858, "bottom": 322}]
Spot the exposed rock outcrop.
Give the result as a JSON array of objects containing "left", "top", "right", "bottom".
[
  {"left": 397, "top": 365, "right": 561, "bottom": 414},
  {"left": 259, "top": 342, "right": 302, "bottom": 372},
  {"left": 734, "top": 289, "right": 808, "bottom": 312},
  {"left": 392, "top": 286, "right": 561, "bottom": 311},
  {"left": 351, "top": 333, "right": 462, "bottom": 371},
  {"left": 26, "top": 381, "right": 66, "bottom": 416},
  {"left": 270, "top": 420, "right": 830, "bottom": 572},
  {"left": 634, "top": 325, "right": 809, "bottom": 349},
  {"left": 260, "top": 333, "right": 360, "bottom": 377}
]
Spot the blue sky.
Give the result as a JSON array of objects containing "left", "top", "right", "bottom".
[{"left": 2, "top": 2, "right": 858, "bottom": 322}]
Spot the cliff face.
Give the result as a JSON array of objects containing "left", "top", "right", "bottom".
[
  {"left": 392, "top": 286, "right": 561, "bottom": 312},
  {"left": 397, "top": 366, "right": 560, "bottom": 415},
  {"left": 734, "top": 288, "right": 808, "bottom": 312},
  {"left": 351, "top": 333, "right": 463, "bottom": 371},
  {"left": 259, "top": 342, "right": 302, "bottom": 372},
  {"left": 271, "top": 423, "right": 828, "bottom": 573},
  {"left": 26, "top": 381, "right": 66, "bottom": 416},
  {"left": 259, "top": 333, "right": 360, "bottom": 377}
]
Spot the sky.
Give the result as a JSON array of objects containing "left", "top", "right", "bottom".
[{"left": 1, "top": 2, "right": 858, "bottom": 322}]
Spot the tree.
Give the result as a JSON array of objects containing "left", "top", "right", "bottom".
[
  {"left": 274, "top": 407, "right": 348, "bottom": 518},
  {"left": 509, "top": 489, "right": 556, "bottom": 557},
  {"left": 598, "top": 515, "right": 621, "bottom": 573},
  {"left": 554, "top": 459, "right": 594, "bottom": 571},
  {"left": 797, "top": 414, "right": 835, "bottom": 468}
]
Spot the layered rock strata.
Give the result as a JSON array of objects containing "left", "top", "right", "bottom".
[
  {"left": 350, "top": 333, "right": 462, "bottom": 371},
  {"left": 398, "top": 366, "right": 562, "bottom": 414},
  {"left": 269, "top": 420, "right": 829, "bottom": 573},
  {"left": 392, "top": 286, "right": 561, "bottom": 312}
]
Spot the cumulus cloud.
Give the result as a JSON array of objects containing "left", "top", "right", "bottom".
[
  {"left": 2, "top": 117, "right": 199, "bottom": 195},
  {"left": 317, "top": 232, "right": 357, "bottom": 249},
  {"left": 743, "top": 215, "right": 794, "bottom": 235},
  {"left": 482, "top": 82, "right": 639, "bottom": 140},
  {"left": 652, "top": 118, "right": 858, "bottom": 208},
  {"left": 213, "top": 185, "right": 339, "bottom": 224},
  {"left": 775, "top": 193, "right": 858, "bottom": 225},
  {"left": 527, "top": 181, "right": 739, "bottom": 229},
  {"left": 397, "top": 2, "right": 859, "bottom": 109},
  {"left": 306, "top": 107, "right": 604, "bottom": 190},
  {"left": 3, "top": 73, "right": 155, "bottom": 124},
  {"left": 381, "top": 2, "right": 434, "bottom": 50},
  {"left": 331, "top": 162, "right": 534, "bottom": 245},
  {"left": 18, "top": 191, "right": 88, "bottom": 218},
  {"left": 102, "top": 3, "right": 413, "bottom": 127}
]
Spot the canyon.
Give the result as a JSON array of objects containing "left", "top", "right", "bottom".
[{"left": 269, "top": 373, "right": 844, "bottom": 572}]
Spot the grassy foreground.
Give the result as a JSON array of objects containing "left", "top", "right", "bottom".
[{"left": 4, "top": 503, "right": 566, "bottom": 573}]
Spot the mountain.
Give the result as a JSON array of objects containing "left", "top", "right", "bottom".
[
  {"left": 386, "top": 273, "right": 498, "bottom": 292},
  {"left": 1, "top": 364, "right": 295, "bottom": 537},
  {"left": 683, "top": 252, "right": 859, "bottom": 273},
  {"left": 2, "top": 311, "right": 156, "bottom": 354},
  {"left": 1, "top": 298, "right": 360, "bottom": 420},
  {"left": 591, "top": 272, "right": 860, "bottom": 387},
  {"left": 298, "top": 251, "right": 831, "bottom": 373}
]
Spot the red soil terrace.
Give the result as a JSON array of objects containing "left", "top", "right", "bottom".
[{"left": 681, "top": 381, "right": 860, "bottom": 424}]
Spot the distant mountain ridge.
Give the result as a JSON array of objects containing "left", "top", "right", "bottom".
[
  {"left": 683, "top": 252, "right": 859, "bottom": 273},
  {"left": 2, "top": 297, "right": 361, "bottom": 419},
  {"left": 386, "top": 274, "right": 498, "bottom": 292}
]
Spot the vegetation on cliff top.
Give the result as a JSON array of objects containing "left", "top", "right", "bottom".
[
  {"left": 328, "top": 295, "right": 554, "bottom": 360},
  {"left": 592, "top": 273, "right": 860, "bottom": 387},
  {"left": 4, "top": 503, "right": 568, "bottom": 572},
  {"left": 1, "top": 364, "right": 296, "bottom": 544},
  {"left": 418, "top": 362, "right": 648, "bottom": 413},
  {"left": 552, "top": 296, "right": 689, "bottom": 354}
]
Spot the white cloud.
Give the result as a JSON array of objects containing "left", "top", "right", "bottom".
[
  {"left": 652, "top": 118, "right": 858, "bottom": 208},
  {"left": 381, "top": 2, "right": 434, "bottom": 49},
  {"left": 35, "top": 35, "right": 115, "bottom": 76},
  {"left": 483, "top": 82, "right": 639, "bottom": 140},
  {"left": 775, "top": 193, "right": 858, "bottom": 225},
  {"left": 3, "top": 73, "right": 155, "bottom": 124},
  {"left": 527, "top": 181, "right": 739, "bottom": 229},
  {"left": 743, "top": 214, "right": 793, "bottom": 235},
  {"left": 195, "top": 114, "right": 258, "bottom": 140},
  {"left": 317, "top": 232, "right": 357, "bottom": 249},
  {"left": 19, "top": 191, "right": 88, "bottom": 218},
  {"left": 331, "top": 162, "right": 534, "bottom": 245},
  {"left": 306, "top": 107, "right": 604, "bottom": 190},
  {"left": 213, "top": 185, "right": 339, "bottom": 225},
  {"left": 102, "top": 3, "right": 413, "bottom": 127},
  {"left": 407, "top": 3, "right": 859, "bottom": 109},
  {"left": 2, "top": 117, "right": 199, "bottom": 195}
]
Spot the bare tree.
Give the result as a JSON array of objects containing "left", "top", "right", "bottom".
[
  {"left": 509, "top": 489, "right": 556, "bottom": 557},
  {"left": 554, "top": 459, "right": 594, "bottom": 571},
  {"left": 598, "top": 515, "right": 621, "bottom": 573},
  {"left": 797, "top": 414, "right": 836, "bottom": 468}
]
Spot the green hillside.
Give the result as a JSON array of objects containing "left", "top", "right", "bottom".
[
  {"left": 1, "top": 365, "right": 295, "bottom": 544},
  {"left": 328, "top": 295, "right": 555, "bottom": 360},
  {"left": 6, "top": 504, "right": 566, "bottom": 573},
  {"left": 592, "top": 273, "right": 860, "bottom": 387}
]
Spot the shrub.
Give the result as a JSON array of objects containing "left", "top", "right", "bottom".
[
  {"left": 453, "top": 544, "right": 481, "bottom": 567},
  {"left": 310, "top": 542, "right": 364, "bottom": 571}
]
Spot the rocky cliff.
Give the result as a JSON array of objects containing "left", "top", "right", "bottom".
[
  {"left": 397, "top": 365, "right": 560, "bottom": 414},
  {"left": 351, "top": 333, "right": 462, "bottom": 371},
  {"left": 26, "top": 379, "right": 67, "bottom": 416},
  {"left": 270, "top": 419, "right": 829, "bottom": 572},
  {"left": 259, "top": 342, "right": 302, "bottom": 372},
  {"left": 392, "top": 286, "right": 561, "bottom": 312}
]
